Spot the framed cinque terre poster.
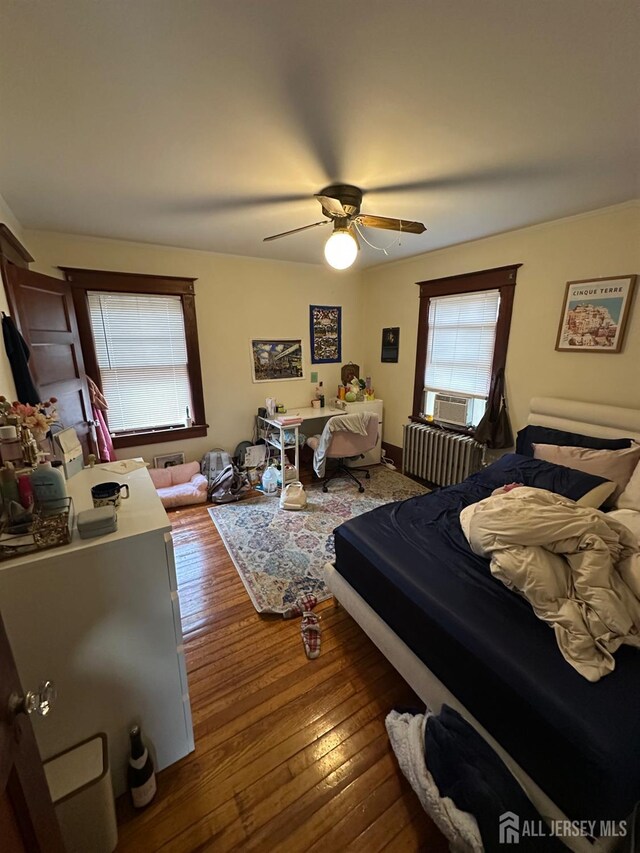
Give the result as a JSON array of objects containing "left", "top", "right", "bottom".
[{"left": 555, "top": 275, "right": 636, "bottom": 353}]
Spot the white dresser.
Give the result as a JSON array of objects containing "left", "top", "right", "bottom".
[{"left": 0, "top": 463, "right": 194, "bottom": 795}]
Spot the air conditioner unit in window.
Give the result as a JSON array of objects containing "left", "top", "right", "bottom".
[{"left": 433, "top": 393, "right": 474, "bottom": 427}]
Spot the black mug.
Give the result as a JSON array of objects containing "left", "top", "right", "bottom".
[{"left": 91, "top": 481, "right": 130, "bottom": 509}]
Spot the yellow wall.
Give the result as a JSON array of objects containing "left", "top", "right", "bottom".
[
  {"left": 5, "top": 201, "right": 639, "bottom": 462},
  {"left": 24, "top": 230, "right": 365, "bottom": 462},
  {"left": 361, "top": 202, "right": 640, "bottom": 447}
]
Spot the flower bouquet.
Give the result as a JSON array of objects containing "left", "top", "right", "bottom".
[{"left": 0, "top": 397, "right": 59, "bottom": 442}]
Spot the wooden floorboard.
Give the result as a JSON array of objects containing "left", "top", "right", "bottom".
[{"left": 116, "top": 502, "right": 447, "bottom": 852}]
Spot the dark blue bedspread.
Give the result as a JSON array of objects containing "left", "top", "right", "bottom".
[{"left": 334, "top": 455, "right": 640, "bottom": 823}]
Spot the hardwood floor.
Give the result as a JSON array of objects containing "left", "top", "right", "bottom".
[{"left": 116, "top": 502, "right": 447, "bottom": 852}]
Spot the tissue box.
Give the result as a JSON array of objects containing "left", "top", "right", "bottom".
[
  {"left": 77, "top": 507, "right": 117, "bottom": 539},
  {"left": 54, "top": 427, "right": 84, "bottom": 479}
]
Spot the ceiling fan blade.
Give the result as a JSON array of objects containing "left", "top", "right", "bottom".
[
  {"left": 263, "top": 220, "right": 330, "bottom": 242},
  {"left": 314, "top": 194, "right": 347, "bottom": 217},
  {"left": 357, "top": 214, "right": 426, "bottom": 235}
]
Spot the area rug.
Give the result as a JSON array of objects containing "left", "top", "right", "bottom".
[{"left": 208, "top": 467, "right": 427, "bottom": 615}]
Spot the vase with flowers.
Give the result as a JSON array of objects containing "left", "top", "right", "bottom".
[{"left": 0, "top": 396, "right": 59, "bottom": 453}]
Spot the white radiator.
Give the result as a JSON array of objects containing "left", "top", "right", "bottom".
[{"left": 402, "top": 422, "right": 482, "bottom": 486}]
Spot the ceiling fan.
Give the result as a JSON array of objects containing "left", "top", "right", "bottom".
[{"left": 263, "top": 184, "right": 426, "bottom": 269}]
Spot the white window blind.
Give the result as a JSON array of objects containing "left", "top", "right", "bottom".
[
  {"left": 425, "top": 289, "right": 500, "bottom": 398},
  {"left": 88, "top": 291, "right": 192, "bottom": 433}
]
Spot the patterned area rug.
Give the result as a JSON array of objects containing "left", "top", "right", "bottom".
[{"left": 208, "top": 467, "right": 428, "bottom": 615}]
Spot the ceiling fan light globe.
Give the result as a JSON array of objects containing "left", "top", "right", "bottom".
[{"left": 324, "top": 230, "right": 358, "bottom": 270}]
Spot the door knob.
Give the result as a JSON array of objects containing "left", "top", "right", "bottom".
[{"left": 9, "top": 680, "right": 57, "bottom": 717}]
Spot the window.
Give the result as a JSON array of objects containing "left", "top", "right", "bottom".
[
  {"left": 88, "top": 291, "right": 192, "bottom": 432},
  {"left": 412, "top": 265, "right": 519, "bottom": 429},
  {"left": 62, "top": 267, "right": 207, "bottom": 448},
  {"left": 423, "top": 289, "right": 500, "bottom": 425}
]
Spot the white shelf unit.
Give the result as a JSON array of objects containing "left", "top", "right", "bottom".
[{"left": 258, "top": 416, "right": 301, "bottom": 485}]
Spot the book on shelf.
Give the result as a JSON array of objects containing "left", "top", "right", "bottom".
[{"left": 275, "top": 416, "right": 303, "bottom": 425}]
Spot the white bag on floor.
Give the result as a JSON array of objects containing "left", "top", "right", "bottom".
[{"left": 279, "top": 481, "right": 307, "bottom": 511}]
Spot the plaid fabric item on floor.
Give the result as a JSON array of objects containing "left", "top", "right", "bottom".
[{"left": 301, "top": 612, "right": 322, "bottom": 659}]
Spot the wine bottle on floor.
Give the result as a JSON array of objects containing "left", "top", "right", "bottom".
[{"left": 128, "top": 725, "right": 157, "bottom": 808}]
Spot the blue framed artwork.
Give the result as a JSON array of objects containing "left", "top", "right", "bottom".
[{"left": 310, "top": 305, "right": 341, "bottom": 363}]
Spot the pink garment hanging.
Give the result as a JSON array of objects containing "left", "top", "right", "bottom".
[
  {"left": 94, "top": 406, "right": 115, "bottom": 462},
  {"left": 87, "top": 375, "right": 115, "bottom": 461}
]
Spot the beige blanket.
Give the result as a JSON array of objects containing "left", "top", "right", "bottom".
[{"left": 460, "top": 487, "right": 640, "bottom": 681}]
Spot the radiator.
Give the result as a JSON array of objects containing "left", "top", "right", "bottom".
[{"left": 402, "top": 422, "right": 482, "bottom": 486}]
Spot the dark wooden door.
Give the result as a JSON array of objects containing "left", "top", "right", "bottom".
[
  {"left": 4, "top": 263, "right": 96, "bottom": 459},
  {"left": 0, "top": 613, "right": 64, "bottom": 852}
]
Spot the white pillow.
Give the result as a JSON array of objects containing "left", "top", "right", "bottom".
[{"left": 617, "top": 460, "right": 640, "bottom": 511}]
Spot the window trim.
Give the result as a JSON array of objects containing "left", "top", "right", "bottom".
[
  {"left": 60, "top": 267, "right": 207, "bottom": 448},
  {"left": 412, "top": 265, "right": 520, "bottom": 430}
]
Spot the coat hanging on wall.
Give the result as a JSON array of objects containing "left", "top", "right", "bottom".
[{"left": 2, "top": 313, "right": 41, "bottom": 404}]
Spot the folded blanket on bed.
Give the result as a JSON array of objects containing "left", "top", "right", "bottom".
[
  {"left": 385, "top": 709, "right": 483, "bottom": 852},
  {"left": 426, "top": 706, "right": 566, "bottom": 853},
  {"left": 387, "top": 705, "right": 565, "bottom": 852},
  {"left": 460, "top": 486, "right": 640, "bottom": 681}
]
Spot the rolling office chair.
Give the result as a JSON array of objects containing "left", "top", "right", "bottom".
[{"left": 307, "top": 412, "right": 379, "bottom": 493}]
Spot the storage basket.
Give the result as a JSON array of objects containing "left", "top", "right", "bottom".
[{"left": 0, "top": 497, "right": 74, "bottom": 560}]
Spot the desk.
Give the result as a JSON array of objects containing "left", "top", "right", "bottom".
[
  {"left": 258, "top": 400, "right": 383, "bottom": 477},
  {"left": 284, "top": 405, "right": 344, "bottom": 421}
]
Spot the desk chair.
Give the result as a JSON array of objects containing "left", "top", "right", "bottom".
[{"left": 307, "top": 413, "right": 379, "bottom": 492}]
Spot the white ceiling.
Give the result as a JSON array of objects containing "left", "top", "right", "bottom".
[{"left": 0, "top": 1, "right": 638, "bottom": 267}]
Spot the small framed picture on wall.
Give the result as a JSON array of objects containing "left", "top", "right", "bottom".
[
  {"left": 153, "top": 452, "right": 185, "bottom": 469},
  {"left": 381, "top": 327, "right": 400, "bottom": 362}
]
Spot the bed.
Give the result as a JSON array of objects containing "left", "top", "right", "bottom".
[{"left": 324, "top": 398, "right": 640, "bottom": 853}]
